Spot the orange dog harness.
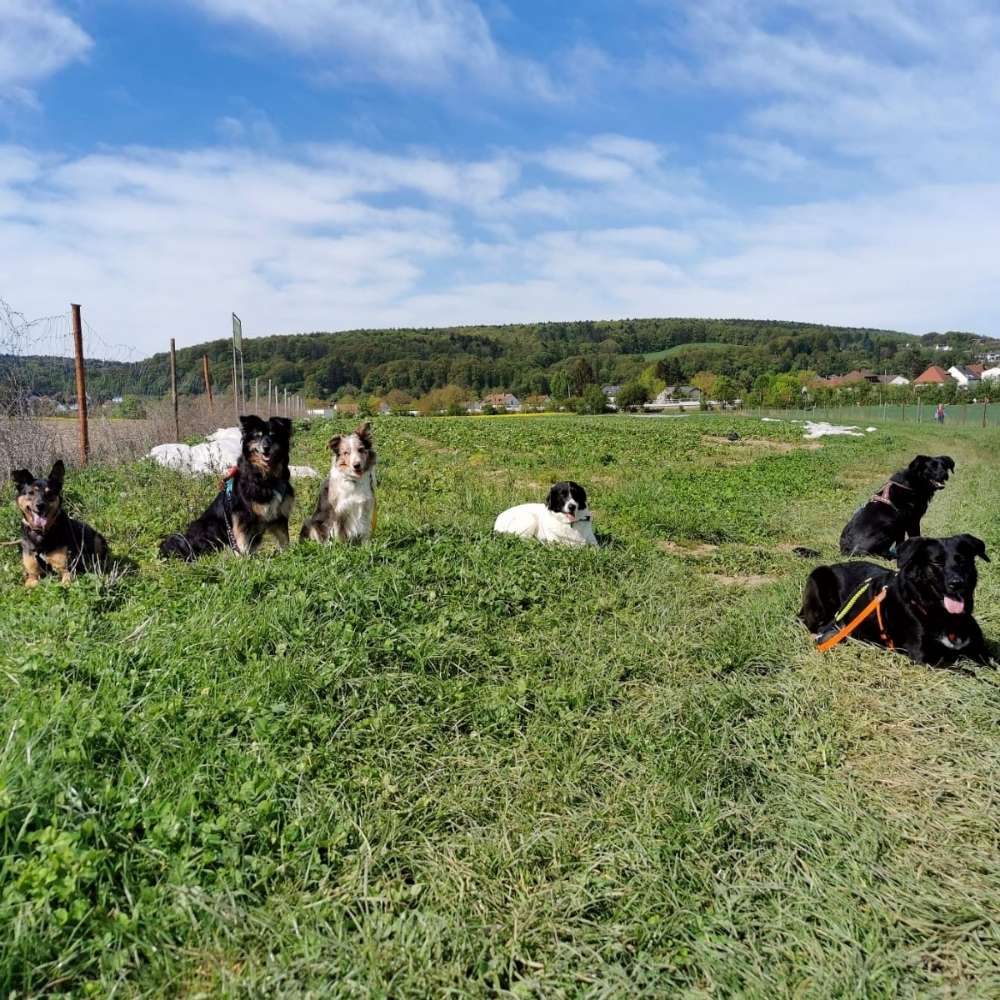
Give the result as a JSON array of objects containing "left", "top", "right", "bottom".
[{"left": 816, "top": 580, "right": 894, "bottom": 653}]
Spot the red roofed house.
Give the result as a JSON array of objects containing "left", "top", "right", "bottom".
[{"left": 913, "top": 365, "right": 952, "bottom": 386}]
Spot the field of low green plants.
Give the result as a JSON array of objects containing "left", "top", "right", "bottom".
[{"left": 2, "top": 414, "right": 999, "bottom": 997}]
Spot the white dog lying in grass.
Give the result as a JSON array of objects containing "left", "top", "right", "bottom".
[{"left": 494, "top": 481, "right": 597, "bottom": 547}]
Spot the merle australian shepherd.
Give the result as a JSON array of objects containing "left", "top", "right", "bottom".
[
  {"left": 300, "top": 422, "right": 377, "bottom": 544},
  {"left": 801, "top": 534, "right": 990, "bottom": 667},
  {"left": 839, "top": 454, "right": 955, "bottom": 558},
  {"left": 12, "top": 460, "right": 108, "bottom": 586},
  {"left": 159, "top": 415, "right": 294, "bottom": 560}
]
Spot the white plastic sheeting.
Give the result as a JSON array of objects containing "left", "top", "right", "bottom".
[
  {"left": 802, "top": 421, "right": 867, "bottom": 439},
  {"left": 148, "top": 427, "right": 318, "bottom": 478},
  {"left": 760, "top": 418, "right": 878, "bottom": 439}
]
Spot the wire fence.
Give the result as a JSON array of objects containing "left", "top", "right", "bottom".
[
  {"left": 5, "top": 296, "right": 999, "bottom": 474},
  {"left": 741, "top": 401, "right": 1000, "bottom": 427},
  {"left": 0, "top": 300, "right": 229, "bottom": 473}
]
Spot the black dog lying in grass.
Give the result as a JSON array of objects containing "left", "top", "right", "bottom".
[
  {"left": 12, "top": 460, "right": 108, "bottom": 586},
  {"left": 800, "top": 534, "right": 990, "bottom": 667},
  {"left": 839, "top": 454, "right": 954, "bottom": 558},
  {"left": 159, "top": 416, "right": 294, "bottom": 560}
]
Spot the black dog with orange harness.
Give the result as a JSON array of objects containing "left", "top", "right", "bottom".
[
  {"left": 839, "top": 455, "right": 954, "bottom": 558},
  {"left": 801, "top": 534, "right": 991, "bottom": 667}
]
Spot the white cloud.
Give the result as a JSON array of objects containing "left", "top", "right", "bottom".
[
  {"left": 0, "top": 0, "right": 92, "bottom": 101},
  {"left": 2, "top": 135, "right": 999, "bottom": 354},
  {"left": 186, "top": 0, "right": 561, "bottom": 98},
  {"left": 719, "top": 135, "right": 809, "bottom": 181},
  {"left": 647, "top": 0, "right": 1000, "bottom": 185},
  {"left": 533, "top": 135, "right": 711, "bottom": 217}
]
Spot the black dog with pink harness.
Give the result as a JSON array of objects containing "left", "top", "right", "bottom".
[{"left": 839, "top": 455, "right": 954, "bottom": 559}]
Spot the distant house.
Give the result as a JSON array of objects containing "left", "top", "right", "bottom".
[
  {"left": 968, "top": 363, "right": 986, "bottom": 377},
  {"left": 983, "top": 366, "right": 1000, "bottom": 381},
  {"left": 481, "top": 392, "right": 521, "bottom": 412},
  {"left": 913, "top": 365, "right": 952, "bottom": 386},
  {"left": 645, "top": 386, "right": 702, "bottom": 412},
  {"left": 947, "top": 365, "right": 981, "bottom": 388},
  {"left": 821, "top": 370, "right": 880, "bottom": 387},
  {"left": 308, "top": 407, "right": 334, "bottom": 417},
  {"left": 888, "top": 375, "right": 911, "bottom": 386},
  {"left": 521, "top": 394, "right": 552, "bottom": 412},
  {"left": 334, "top": 400, "right": 359, "bottom": 416},
  {"left": 25, "top": 394, "right": 58, "bottom": 416},
  {"left": 979, "top": 351, "right": 1000, "bottom": 364},
  {"left": 933, "top": 344, "right": 953, "bottom": 352},
  {"left": 601, "top": 385, "right": 622, "bottom": 408}
]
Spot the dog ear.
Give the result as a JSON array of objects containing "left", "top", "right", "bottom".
[
  {"left": 908, "top": 455, "right": 931, "bottom": 473},
  {"left": 941, "top": 456, "right": 956, "bottom": 472},
  {"left": 545, "top": 483, "right": 564, "bottom": 511},
  {"left": 327, "top": 435, "right": 342, "bottom": 453},
  {"left": 958, "top": 534, "right": 990, "bottom": 562},
  {"left": 896, "top": 536, "right": 928, "bottom": 569},
  {"left": 569, "top": 481, "right": 588, "bottom": 509},
  {"left": 239, "top": 414, "right": 266, "bottom": 436},
  {"left": 47, "top": 460, "right": 65, "bottom": 493},
  {"left": 354, "top": 421, "right": 372, "bottom": 444},
  {"left": 11, "top": 469, "right": 33, "bottom": 491},
  {"left": 268, "top": 416, "right": 292, "bottom": 439}
]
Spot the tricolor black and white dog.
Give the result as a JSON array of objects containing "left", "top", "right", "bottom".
[
  {"left": 12, "top": 460, "right": 108, "bottom": 586},
  {"left": 494, "top": 481, "right": 597, "bottom": 547},
  {"left": 839, "top": 454, "right": 955, "bottom": 558},
  {"left": 159, "top": 415, "right": 294, "bottom": 560},
  {"left": 800, "top": 534, "right": 991, "bottom": 666},
  {"left": 300, "top": 422, "right": 377, "bottom": 543}
]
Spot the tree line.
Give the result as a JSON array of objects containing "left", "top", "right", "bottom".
[{"left": 6, "top": 317, "right": 995, "bottom": 407}]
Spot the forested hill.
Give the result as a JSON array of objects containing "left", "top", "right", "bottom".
[{"left": 9, "top": 317, "right": 993, "bottom": 402}]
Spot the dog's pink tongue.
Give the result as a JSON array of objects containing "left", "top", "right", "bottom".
[
  {"left": 31, "top": 513, "right": 47, "bottom": 530},
  {"left": 944, "top": 596, "right": 965, "bottom": 615}
]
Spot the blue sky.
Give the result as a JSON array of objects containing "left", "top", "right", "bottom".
[{"left": 2, "top": 1, "right": 999, "bottom": 354}]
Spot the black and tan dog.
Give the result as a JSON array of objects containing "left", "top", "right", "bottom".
[
  {"left": 12, "top": 460, "right": 108, "bottom": 586},
  {"left": 800, "top": 534, "right": 990, "bottom": 667},
  {"left": 839, "top": 454, "right": 955, "bottom": 558},
  {"left": 159, "top": 415, "right": 294, "bottom": 560}
]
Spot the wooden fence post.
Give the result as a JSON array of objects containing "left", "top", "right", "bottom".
[
  {"left": 202, "top": 355, "right": 214, "bottom": 413},
  {"left": 169, "top": 338, "right": 180, "bottom": 442},
  {"left": 70, "top": 304, "right": 89, "bottom": 466}
]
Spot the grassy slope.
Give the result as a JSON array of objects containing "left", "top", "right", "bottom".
[
  {"left": 642, "top": 343, "right": 730, "bottom": 361},
  {"left": 2, "top": 415, "right": 999, "bottom": 997}
]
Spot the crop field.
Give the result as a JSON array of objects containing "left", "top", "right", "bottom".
[{"left": 2, "top": 414, "right": 1000, "bottom": 996}]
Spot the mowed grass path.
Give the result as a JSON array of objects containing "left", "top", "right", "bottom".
[{"left": 2, "top": 415, "right": 999, "bottom": 997}]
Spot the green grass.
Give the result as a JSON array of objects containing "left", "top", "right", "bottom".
[
  {"left": 2, "top": 414, "right": 1000, "bottom": 996},
  {"left": 642, "top": 342, "right": 729, "bottom": 361}
]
